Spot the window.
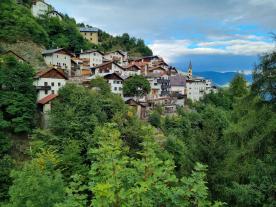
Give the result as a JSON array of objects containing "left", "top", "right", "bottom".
[
  {"left": 119, "top": 87, "right": 122, "bottom": 91},
  {"left": 84, "top": 32, "right": 86, "bottom": 35},
  {"left": 57, "top": 55, "right": 58, "bottom": 58},
  {"left": 90, "top": 38, "right": 93, "bottom": 41},
  {"left": 58, "top": 82, "right": 61, "bottom": 86},
  {"left": 114, "top": 87, "right": 117, "bottom": 91},
  {"left": 52, "top": 90, "right": 55, "bottom": 94},
  {"left": 44, "top": 82, "right": 48, "bottom": 86},
  {"left": 113, "top": 80, "right": 116, "bottom": 84},
  {"left": 51, "top": 82, "right": 54, "bottom": 86},
  {"left": 45, "top": 90, "right": 48, "bottom": 95}
]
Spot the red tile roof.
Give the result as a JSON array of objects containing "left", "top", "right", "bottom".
[{"left": 37, "top": 94, "right": 58, "bottom": 105}]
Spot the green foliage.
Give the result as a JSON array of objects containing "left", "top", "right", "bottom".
[
  {"left": 90, "top": 76, "right": 111, "bottom": 94},
  {"left": 37, "top": 15, "right": 92, "bottom": 52},
  {"left": 0, "top": 56, "right": 36, "bottom": 133},
  {"left": 252, "top": 51, "right": 276, "bottom": 104},
  {"left": 98, "top": 31, "right": 153, "bottom": 57},
  {"left": 0, "top": 0, "right": 49, "bottom": 45},
  {"left": 89, "top": 124, "right": 220, "bottom": 207},
  {"left": 229, "top": 73, "right": 248, "bottom": 98},
  {"left": 123, "top": 75, "right": 151, "bottom": 97},
  {"left": 148, "top": 110, "right": 161, "bottom": 128},
  {"left": 8, "top": 152, "right": 65, "bottom": 207}
]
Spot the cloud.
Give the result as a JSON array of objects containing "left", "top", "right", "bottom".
[{"left": 148, "top": 37, "right": 275, "bottom": 63}]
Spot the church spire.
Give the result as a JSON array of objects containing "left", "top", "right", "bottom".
[{"left": 188, "top": 60, "right": 192, "bottom": 79}]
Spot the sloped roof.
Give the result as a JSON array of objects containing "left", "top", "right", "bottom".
[
  {"left": 42, "top": 48, "right": 72, "bottom": 56},
  {"left": 37, "top": 94, "right": 58, "bottom": 105},
  {"left": 35, "top": 68, "right": 68, "bottom": 79},
  {"left": 104, "top": 73, "right": 124, "bottom": 81},
  {"left": 169, "top": 74, "right": 186, "bottom": 86},
  {"left": 80, "top": 50, "right": 104, "bottom": 55},
  {"left": 79, "top": 27, "right": 99, "bottom": 32}
]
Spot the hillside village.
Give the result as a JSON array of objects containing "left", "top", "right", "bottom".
[
  {"left": 0, "top": 1, "right": 275, "bottom": 206},
  {"left": 6, "top": 0, "right": 217, "bottom": 122}
]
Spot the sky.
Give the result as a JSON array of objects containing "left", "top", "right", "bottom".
[{"left": 47, "top": 0, "right": 276, "bottom": 72}]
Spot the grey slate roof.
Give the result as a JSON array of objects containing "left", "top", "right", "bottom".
[
  {"left": 79, "top": 27, "right": 99, "bottom": 32},
  {"left": 169, "top": 74, "right": 186, "bottom": 86},
  {"left": 42, "top": 48, "right": 63, "bottom": 55}
]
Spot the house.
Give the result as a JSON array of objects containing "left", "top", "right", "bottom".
[
  {"left": 47, "top": 10, "right": 62, "bottom": 20},
  {"left": 148, "top": 66, "right": 168, "bottom": 75},
  {"left": 79, "top": 50, "right": 104, "bottom": 67},
  {"left": 79, "top": 27, "right": 99, "bottom": 45},
  {"left": 91, "top": 61, "right": 124, "bottom": 77},
  {"left": 104, "top": 51, "right": 126, "bottom": 66},
  {"left": 42, "top": 48, "right": 73, "bottom": 76},
  {"left": 123, "top": 64, "right": 141, "bottom": 77},
  {"left": 34, "top": 68, "right": 67, "bottom": 101},
  {"left": 0, "top": 50, "right": 28, "bottom": 63},
  {"left": 37, "top": 94, "right": 58, "bottom": 113},
  {"left": 186, "top": 78, "right": 207, "bottom": 101},
  {"left": 125, "top": 98, "right": 147, "bottom": 119},
  {"left": 32, "top": 0, "right": 51, "bottom": 17},
  {"left": 169, "top": 74, "right": 186, "bottom": 95},
  {"left": 145, "top": 73, "right": 171, "bottom": 99},
  {"left": 168, "top": 67, "right": 178, "bottom": 76},
  {"left": 103, "top": 73, "right": 124, "bottom": 96}
]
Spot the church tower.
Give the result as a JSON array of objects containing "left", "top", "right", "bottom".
[{"left": 188, "top": 60, "right": 192, "bottom": 79}]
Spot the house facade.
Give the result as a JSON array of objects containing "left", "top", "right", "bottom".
[
  {"left": 32, "top": 0, "right": 51, "bottom": 17},
  {"left": 103, "top": 73, "right": 124, "bottom": 96},
  {"left": 91, "top": 61, "right": 124, "bottom": 77},
  {"left": 79, "top": 27, "right": 99, "bottom": 45},
  {"left": 169, "top": 74, "right": 186, "bottom": 95},
  {"left": 34, "top": 68, "right": 67, "bottom": 101},
  {"left": 104, "top": 51, "right": 126, "bottom": 66},
  {"left": 42, "top": 48, "right": 72, "bottom": 76},
  {"left": 186, "top": 78, "right": 206, "bottom": 101},
  {"left": 79, "top": 50, "right": 104, "bottom": 67}
]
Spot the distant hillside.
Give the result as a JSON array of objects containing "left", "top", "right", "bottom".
[
  {"left": 0, "top": 0, "right": 152, "bottom": 57},
  {"left": 194, "top": 71, "right": 253, "bottom": 86}
]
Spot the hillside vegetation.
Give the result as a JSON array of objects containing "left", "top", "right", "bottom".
[{"left": 0, "top": 0, "right": 152, "bottom": 57}]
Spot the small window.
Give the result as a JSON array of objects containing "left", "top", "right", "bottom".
[
  {"left": 114, "top": 87, "right": 117, "bottom": 91},
  {"left": 51, "top": 82, "right": 54, "bottom": 86},
  {"left": 57, "top": 55, "right": 58, "bottom": 58},
  {"left": 119, "top": 87, "right": 122, "bottom": 91},
  {"left": 44, "top": 82, "right": 48, "bottom": 86},
  {"left": 113, "top": 80, "right": 116, "bottom": 83},
  {"left": 84, "top": 32, "right": 86, "bottom": 35},
  {"left": 52, "top": 90, "right": 55, "bottom": 94},
  {"left": 58, "top": 82, "right": 61, "bottom": 86},
  {"left": 45, "top": 90, "right": 48, "bottom": 95},
  {"left": 90, "top": 38, "right": 93, "bottom": 40}
]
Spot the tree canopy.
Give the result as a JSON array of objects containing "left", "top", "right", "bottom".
[{"left": 123, "top": 75, "right": 151, "bottom": 97}]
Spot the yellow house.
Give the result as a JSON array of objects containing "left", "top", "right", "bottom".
[{"left": 79, "top": 27, "right": 99, "bottom": 45}]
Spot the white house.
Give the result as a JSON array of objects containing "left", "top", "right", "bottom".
[
  {"left": 32, "top": 0, "right": 51, "bottom": 17},
  {"left": 42, "top": 48, "right": 73, "bottom": 77},
  {"left": 34, "top": 68, "right": 67, "bottom": 101},
  {"left": 104, "top": 51, "right": 126, "bottom": 66},
  {"left": 91, "top": 61, "right": 124, "bottom": 77},
  {"left": 79, "top": 50, "right": 104, "bottom": 67},
  {"left": 186, "top": 78, "right": 207, "bottom": 101},
  {"left": 145, "top": 73, "right": 171, "bottom": 99},
  {"left": 47, "top": 10, "right": 63, "bottom": 20},
  {"left": 123, "top": 64, "right": 141, "bottom": 77},
  {"left": 103, "top": 73, "right": 124, "bottom": 96},
  {"left": 169, "top": 74, "right": 186, "bottom": 95}
]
